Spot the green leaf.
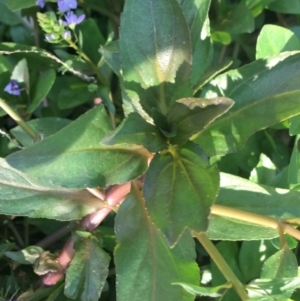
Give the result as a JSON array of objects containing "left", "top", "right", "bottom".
[
  {"left": 290, "top": 115, "right": 300, "bottom": 135},
  {"left": 7, "top": 106, "right": 148, "bottom": 188},
  {"left": 99, "top": 41, "right": 121, "bottom": 78},
  {"left": 7, "top": 0, "right": 36, "bottom": 10},
  {"left": 11, "top": 58, "right": 29, "bottom": 93},
  {"left": 65, "top": 234, "right": 110, "bottom": 301},
  {"left": 28, "top": 69, "right": 56, "bottom": 113},
  {"left": 239, "top": 240, "right": 277, "bottom": 283},
  {"left": 245, "top": 0, "right": 276, "bottom": 17},
  {"left": 0, "top": 158, "right": 106, "bottom": 220},
  {"left": 267, "top": 0, "right": 300, "bottom": 14},
  {"left": 256, "top": 25, "right": 300, "bottom": 59},
  {"left": 249, "top": 153, "right": 276, "bottom": 186},
  {"left": 115, "top": 182, "right": 199, "bottom": 301},
  {"left": 120, "top": 0, "right": 192, "bottom": 115},
  {"left": 195, "top": 51, "right": 300, "bottom": 156},
  {"left": 247, "top": 277, "right": 300, "bottom": 300},
  {"left": 288, "top": 135, "right": 300, "bottom": 184},
  {"left": 172, "top": 282, "right": 232, "bottom": 297},
  {"left": 144, "top": 142, "right": 219, "bottom": 245},
  {"left": 5, "top": 246, "right": 43, "bottom": 265},
  {"left": 0, "top": 2, "right": 20, "bottom": 25},
  {"left": 213, "top": 3, "right": 254, "bottom": 35},
  {"left": 261, "top": 245, "right": 298, "bottom": 278},
  {"left": 101, "top": 113, "right": 168, "bottom": 152},
  {"left": 211, "top": 31, "right": 231, "bottom": 45},
  {"left": 167, "top": 97, "right": 234, "bottom": 145},
  {"left": 177, "top": 0, "right": 211, "bottom": 50},
  {"left": 10, "top": 117, "right": 71, "bottom": 147},
  {"left": 207, "top": 172, "right": 300, "bottom": 240},
  {"left": 77, "top": 18, "right": 105, "bottom": 64}
]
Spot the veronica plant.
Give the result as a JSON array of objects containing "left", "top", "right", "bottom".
[{"left": 1, "top": 0, "right": 300, "bottom": 300}]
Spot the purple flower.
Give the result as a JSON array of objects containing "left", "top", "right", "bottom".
[
  {"left": 4, "top": 81, "right": 22, "bottom": 96},
  {"left": 64, "top": 11, "right": 85, "bottom": 28},
  {"left": 63, "top": 30, "right": 71, "bottom": 40},
  {"left": 36, "top": 0, "right": 45, "bottom": 8},
  {"left": 57, "top": 0, "right": 77, "bottom": 13}
]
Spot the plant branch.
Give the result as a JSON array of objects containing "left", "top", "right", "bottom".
[
  {"left": 211, "top": 204, "right": 300, "bottom": 241},
  {"left": 192, "top": 231, "right": 249, "bottom": 301},
  {"left": 0, "top": 98, "right": 38, "bottom": 140}
]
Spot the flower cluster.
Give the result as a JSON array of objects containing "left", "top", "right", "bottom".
[{"left": 36, "top": 0, "right": 85, "bottom": 42}]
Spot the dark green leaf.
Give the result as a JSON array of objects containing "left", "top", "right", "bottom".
[
  {"left": 177, "top": 0, "right": 211, "bottom": 50},
  {"left": 65, "top": 234, "right": 110, "bottom": 301},
  {"left": 288, "top": 135, "right": 300, "bottom": 184},
  {"left": 195, "top": 52, "right": 300, "bottom": 156},
  {"left": 267, "top": 0, "right": 300, "bottom": 14},
  {"left": 7, "top": 106, "right": 148, "bottom": 188},
  {"left": 101, "top": 113, "right": 168, "bottom": 152},
  {"left": 0, "top": 158, "right": 106, "bottom": 220},
  {"left": 115, "top": 182, "right": 199, "bottom": 301},
  {"left": 261, "top": 245, "right": 298, "bottom": 278},
  {"left": 7, "top": 0, "right": 36, "bottom": 10},
  {"left": 99, "top": 41, "right": 121, "bottom": 77},
  {"left": 256, "top": 25, "right": 300, "bottom": 59},
  {"left": 0, "top": 2, "right": 20, "bottom": 25},
  {"left": 144, "top": 142, "right": 219, "bottom": 245},
  {"left": 27, "top": 69, "right": 56, "bottom": 113},
  {"left": 167, "top": 97, "right": 234, "bottom": 145},
  {"left": 10, "top": 117, "right": 71, "bottom": 147},
  {"left": 120, "top": 0, "right": 192, "bottom": 115},
  {"left": 77, "top": 19, "right": 105, "bottom": 64}
]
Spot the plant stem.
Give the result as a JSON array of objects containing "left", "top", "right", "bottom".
[
  {"left": 66, "top": 39, "right": 108, "bottom": 86},
  {"left": 0, "top": 98, "right": 38, "bottom": 140},
  {"left": 193, "top": 231, "right": 249, "bottom": 301},
  {"left": 211, "top": 204, "right": 300, "bottom": 241}
]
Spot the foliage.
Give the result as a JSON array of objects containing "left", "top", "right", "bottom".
[{"left": 1, "top": 0, "right": 300, "bottom": 301}]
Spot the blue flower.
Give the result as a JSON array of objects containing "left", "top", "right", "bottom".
[
  {"left": 36, "top": 0, "right": 45, "bottom": 8},
  {"left": 64, "top": 11, "right": 85, "bottom": 28},
  {"left": 4, "top": 81, "right": 22, "bottom": 96},
  {"left": 63, "top": 30, "right": 71, "bottom": 40},
  {"left": 57, "top": 0, "right": 77, "bottom": 13}
]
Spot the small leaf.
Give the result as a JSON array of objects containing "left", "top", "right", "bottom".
[
  {"left": 144, "top": 142, "right": 219, "bottom": 245},
  {"left": 0, "top": 158, "right": 106, "bottom": 220},
  {"left": 64, "top": 234, "right": 110, "bottom": 301},
  {"left": 172, "top": 282, "right": 232, "bottom": 297},
  {"left": 120, "top": 0, "right": 192, "bottom": 115},
  {"left": 5, "top": 246, "right": 44, "bottom": 265},
  {"left": 7, "top": 106, "right": 148, "bottom": 188},
  {"left": 101, "top": 113, "right": 168, "bottom": 152},
  {"left": 167, "top": 97, "right": 234, "bottom": 145},
  {"left": 256, "top": 25, "right": 300, "bottom": 59},
  {"left": 34, "top": 251, "right": 62, "bottom": 276},
  {"left": 11, "top": 58, "right": 29, "bottom": 93},
  {"left": 115, "top": 182, "right": 199, "bottom": 301},
  {"left": 27, "top": 69, "right": 56, "bottom": 113}
]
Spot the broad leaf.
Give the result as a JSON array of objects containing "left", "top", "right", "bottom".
[
  {"left": 288, "top": 135, "right": 300, "bottom": 184},
  {"left": 7, "top": 106, "right": 148, "bottom": 188},
  {"left": 267, "top": 0, "right": 300, "bottom": 14},
  {"left": 120, "top": 0, "right": 192, "bottom": 115},
  {"left": 167, "top": 97, "right": 234, "bottom": 145},
  {"left": 256, "top": 25, "right": 300, "bottom": 59},
  {"left": 27, "top": 69, "right": 56, "bottom": 113},
  {"left": 247, "top": 277, "right": 300, "bottom": 300},
  {"left": 144, "top": 142, "right": 219, "bottom": 245},
  {"left": 261, "top": 245, "right": 298, "bottom": 278},
  {"left": 65, "top": 233, "right": 110, "bottom": 301},
  {"left": 115, "top": 183, "right": 199, "bottom": 301},
  {"left": 0, "top": 2, "right": 20, "bottom": 25},
  {"left": 101, "top": 112, "right": 168, "bottom": 152},
  {"left": 0, "top": 158, "right": 106, "bottom": 220},
  {"left": 7, "top": 0, "right": 36, "bottom": 10},
  {"left": 207, "top": 172, "right": 300, "bottom": 240},
  {"left": 5, "top": 246, "right": 43, "bottom": 265},
  {"left": 195, "top": 51, "right": 300, "bottom": 156},
  {"left": 10, "top": 117, "right": 71, "bottom": 147}
]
